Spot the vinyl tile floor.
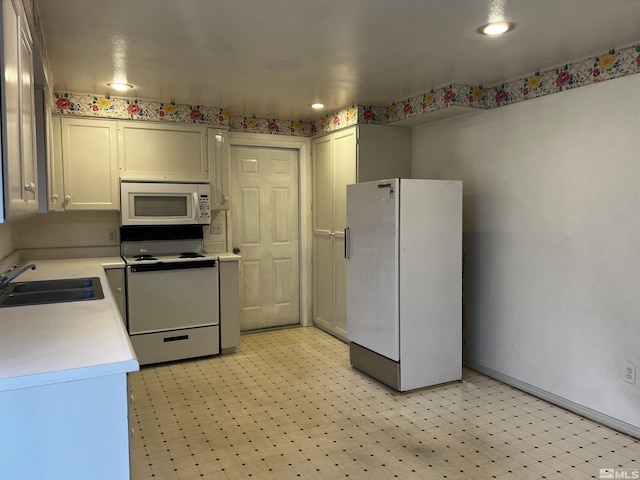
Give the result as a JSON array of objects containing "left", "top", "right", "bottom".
[{"left": 128, "top": 327, "right": 639, "bottom": 480}]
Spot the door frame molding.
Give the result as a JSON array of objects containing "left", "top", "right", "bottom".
[{"left": 228, "top": 132, "right": 312, "bottom": 327}]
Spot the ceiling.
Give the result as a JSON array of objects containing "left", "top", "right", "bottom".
[{"left": 36, "top": 0, "right": 640, "bottom": 121}]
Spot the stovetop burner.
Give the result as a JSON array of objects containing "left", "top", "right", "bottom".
[
  {"left": 179, "top": 252, "right": 205, "bottom": 259},
  {"left": 134, "top": 254, "right": 158, "bottom": 261},
  {"left": 120, "top": 226, "right": 213, "bottom": 265}
]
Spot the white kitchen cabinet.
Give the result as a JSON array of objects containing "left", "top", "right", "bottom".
[
  {"left": 311, "top": 125, "right": 411, "bottom": 339},
  {"left": 105, "top": 266, "right": 127, "bottom": 326},
  {"left": 208, "top": 127, "right": 230, "bottom": 209},
  {"left": 48, "top": 115, "right": 62, "bottom": 210},
  {"left": 51, "top": 116, "right": 119, "bottom": 211},
  {"left": 34, "top": 87, "right": 52, "bottom": 212},
  {"left": 312, "top": 129, "right": 354, "bottom": 340},
  {"left": 219, "top": 257, "right": 240, "bottom": 352},
  {"left": 119, "top": 121, "right": 208, "bottom": 181},
  {"left": 0, "top": 373, "right": 132, "bottom": 480},
  {"left": 1, "top": 0, "right": 38, "bottom": 222}
]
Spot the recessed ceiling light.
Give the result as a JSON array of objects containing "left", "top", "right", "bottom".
[
  {"left": 107, "top": 82, "right": 134, "bottom": 91},
  {"left": 478, "top": 21, "right": 514, "bottom": 35},
  {"left": 311, "top": 103, "right": 325, "bottom": 110}
]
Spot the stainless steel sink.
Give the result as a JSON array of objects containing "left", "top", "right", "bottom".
[
  {"left": 0, "top": 277, "right": 104, "bottom": 307},
  {"left": 11, "top": 277, "right": 95, "bottom": 293}
]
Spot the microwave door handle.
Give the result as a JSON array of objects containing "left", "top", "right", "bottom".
[{"left": 193, "top": 192, "right": 199, "bottom": 222}]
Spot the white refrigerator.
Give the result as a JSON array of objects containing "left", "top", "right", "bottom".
[{"left": 346, "top": 178, "right": 462, "bottom": 391}]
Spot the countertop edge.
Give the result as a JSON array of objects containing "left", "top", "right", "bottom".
[{"left": 0, "top": 359, "right": 140, "bottom": 392}]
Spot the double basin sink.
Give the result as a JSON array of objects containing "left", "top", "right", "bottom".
[{"left": 0, "top": 277, "right": 104, "bottom": 308}]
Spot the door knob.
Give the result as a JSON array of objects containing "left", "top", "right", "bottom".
[{"left": 232, "top": 247, "right": 240, "bottom": 254}]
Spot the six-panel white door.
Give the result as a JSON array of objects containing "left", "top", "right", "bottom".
[{"left": 230, "top": 146, "right": 300, "bottom": 331}]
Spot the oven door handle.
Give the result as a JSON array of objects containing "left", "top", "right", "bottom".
[{"left": 129, "top": 260, "right": 217, "bottom": 273}]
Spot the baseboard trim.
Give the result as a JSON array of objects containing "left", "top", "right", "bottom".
[
  {"left": 312, "top": 322, "right": 348, "bottom": 343},
  {"left": 465, "top": 361, "right": 640, "bottom": 440}
]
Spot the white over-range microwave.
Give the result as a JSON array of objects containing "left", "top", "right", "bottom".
[{"left": 120, "top": 181, "right": 211, "bottom": 226}]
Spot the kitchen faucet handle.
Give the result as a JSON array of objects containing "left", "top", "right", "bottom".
[
  {"left": 1, "top": 263, "right": 36, "bottom": 287},
  {"left": 0, "top": 264, "right": 19, "bottom": 276}
]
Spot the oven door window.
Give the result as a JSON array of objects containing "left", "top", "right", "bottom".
[{"left": 133, "top": 195, "right": 190, "bottom": 218}]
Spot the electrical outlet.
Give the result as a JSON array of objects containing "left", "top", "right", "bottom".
[
  {"left": 623, "top": 364, "right": 636, "bottom": 384},
  {"left": 107, "top": 230, "right": 117, "bottom": 243},
  {"left": 210, "top": 223, "right": 222, "bottom": 235}
]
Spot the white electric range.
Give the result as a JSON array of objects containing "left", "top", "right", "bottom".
[{"left": 120, "top": 226, "right": 220, "bottom": 365}]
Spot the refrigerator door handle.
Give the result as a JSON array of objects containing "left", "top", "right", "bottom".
[{"left": 344, "top": 227, "right": 350, "bottom": 259}]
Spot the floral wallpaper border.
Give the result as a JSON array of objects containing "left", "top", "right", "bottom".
[
  {"left": 310, "top": 105, "right": 360, "bottom": 135},
  {"left": 52, "top": 93, "right": 316, "bottom": 136},
  {"left": 483, "top": 44, "right": 640, "bottom": 109},
  {"left": 228, "top": 116, "right": 311, "bottom": 137},
  {"left": 53, "top": 93, "right": 231, "bottom": 126},
  {"left": 53, "top": 43, "right": 640, "bottom": 137}
]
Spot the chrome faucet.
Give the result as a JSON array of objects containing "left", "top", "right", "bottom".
[{"left": 0, "top": 264, "right": 36, "bottom": 289}]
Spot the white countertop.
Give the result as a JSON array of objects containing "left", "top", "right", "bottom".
[
  {"left": 0, "top": 258, "right": 139, "bottom": 392},
  {"left": 217, "top": 252, "right": 241, "bottom": 262}
]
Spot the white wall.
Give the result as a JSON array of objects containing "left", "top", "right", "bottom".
[
  {"left": 14, "top": 211, "right": 119, "bottom": 249},
  {"left": 412, "top": 74, "right": 640, "bottom": 433},
  {"left": 0, "top": 223, "right": 17, "bottom": 260}
]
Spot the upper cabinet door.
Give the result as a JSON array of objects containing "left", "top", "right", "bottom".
[
  {"left": 331, "top": 128, "right": 356, "bottom": 232},
  {"left": 19, "top": 12, "right": 37, "bottom": 214},
  {"left": 118, "top": 122, "right": 208, "bottom": 181},
  {"left": 1, "top": 0, "right": 23, "bottom": 221},
  {"left": 1, "top": 0, "right": 38, "bottom": 221},
  {"left": 312, "top": 136, "right": 334, "bottom": 234},
  {"left": 60, "top": 117, "right": 119, "bottom": 210},
  {"left": 48, "top": 116, "right": 64, "bottom": 211},
  {"left": 208, "top": 128, "right": 230, "bottom": 209}
]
